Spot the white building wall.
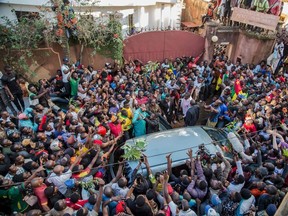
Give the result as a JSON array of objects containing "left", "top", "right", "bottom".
[{"left": 0, "top": 1, "right": 182, "bottom": 36}]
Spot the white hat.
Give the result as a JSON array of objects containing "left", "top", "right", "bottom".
[{"left": 207, "top": 208, "right": 219, "bottom": 216}]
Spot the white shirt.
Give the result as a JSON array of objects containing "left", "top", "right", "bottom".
[
  {"left": 78, "top": 85, "right": 87, "bottom": 99},
  {"left": 169, "top": 201, "right": 178, "bottom": 216},
  {"left": 239, "top": 195, "right": 255, "bottom": 215},
  {"left": 227, "top": 161, "right": 244, "bottom": 194},
  {"left": 197, "top": 65, "right": 205, "bottom": 75},
  {"left": 111, "top": 183, "right": 129, "bottom": 197},
  {"left": 47, "top": 169, "right": 72, "bottom": 195},
  {"left": 181, "top": 97, "right": 192, "bottom": 117},
  {"left": 179, "top": 209, "right": 197, "bottom": 216},
  {"left": 273, "top": 42, "right": 284, "bottom": 59},
  {"left": 61, "top": 64, "right": 70, "bottom": 83},
  {"left": 193, "top": 79, "right": 203, "bottom": 89},
  {"left": 226, "top": 63, "right": 234, "bottom": 72}
]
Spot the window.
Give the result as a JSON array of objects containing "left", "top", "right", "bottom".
[
  {"left": 201, "top": 127, "right": 234, "bottom": 158},
  {"left": 15, "top": 11, "right": 40, "bottom": 22},
  {"left": 128, "top": 14, "right": 133, "bottom": 31}
]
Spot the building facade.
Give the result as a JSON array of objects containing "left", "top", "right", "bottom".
[{"left": 0, "top": 0, "right": 184, "bottom": 37}]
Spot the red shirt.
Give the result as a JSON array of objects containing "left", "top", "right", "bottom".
[
  {"left": 108, "top": 122, "right": 123, "bottom": 137},
  {"left": 243, "top": 123, "right": 257, "bottom": 133},
  {"left": 135, "top": 66, "right": 141, "bottom": 73},
  {"left": 33, "top": 184, "right": 48, "bottom": 207},
  {"left": 65, "top": 198, "right": 88, "bottom": 210}
]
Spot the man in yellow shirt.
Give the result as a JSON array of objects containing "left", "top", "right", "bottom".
[
  {"left": 118, "top": 109, "right": 132, "bottom": 140},
  {"left": 121, "top": 100, "right": 133, "bottom": 119}
]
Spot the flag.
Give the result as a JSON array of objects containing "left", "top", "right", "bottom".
[
  {"left": 215, "top": 71, "right": 229, "bottom": 91},
  {"left": 215, "top": 74, "right": 223, "bottom": 91},
  {"left": 234, "top": 79, "right": 242, "bottom": 94},
  {"left": 231, "top": 79, "right": 246, "bottom": 101},
  {"left": 231, "top": 86, "right": 237, "bottom": 101}
]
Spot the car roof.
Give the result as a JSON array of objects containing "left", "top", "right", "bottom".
[{"left": 125, "top": 126, "right": 220, "bottom": 174}]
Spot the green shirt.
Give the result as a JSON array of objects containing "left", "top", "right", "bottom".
[
  {"left": 0, "top": 183, "right": 28, "bottom": 213},
  {"left": 70, "top": 78, "right": 80, "bottom": 96},
  {"left": 254, "top": 0, "right": 269, "bottom": 12}
]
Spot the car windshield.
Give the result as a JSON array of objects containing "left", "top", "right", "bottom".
[{"left": 201, "top": 127, "right": 234, "bottom": 158}]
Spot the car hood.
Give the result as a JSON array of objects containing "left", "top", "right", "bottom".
[{"left": 125, "top": 126, "right": 220, "bottom": 174}]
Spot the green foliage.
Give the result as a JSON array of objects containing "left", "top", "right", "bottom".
[
  {"left": 122, "top": 139, "right": 147, "bottom": 161},
  {"left": 79, "top": 179, "right": 99, "bottom": 189},
  {"left": 0, "top": 1, "right": 124, "bottom": 77},
  {"left": 146, "top": 61, "right": 160, "bottom": 73},
  {"left": 77, "top": 14, "right": 123, "bottom": 61},
  {"left": 0, "top": 15, "right": 46, "bottom": 76}
]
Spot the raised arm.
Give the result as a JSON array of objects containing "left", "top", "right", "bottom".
[
  {"left": 166, "top": 153, "right": 172, "bottom": 176},
  {"left": 131, "top": 161, "right": 142, "bottom": 182},
  {"left": 162, "top": 171, "right": 172, "bottom": 204},
  {"left": 24, "top": 166, "right": 45, "bottom": 187},
  {"left": 101, "top": 142, "right": 116, "bottom": 161},
  {"left": 126, "top": 179, "right": 137, "bottom": 198},
  {"left": 216, "top": 152, "right": 231, "bottom": 182},
  {"left": 93, "top": 178, "right": 105, "bottom": 213},
  {"left": 234, "top": 154, "right": 243, "bottom": 176},
  {"left": 87, "top": 148, "right": 100, "bottom": 169},
  {"left": 100, "top": 138, "right": 116, "bottom": 149},
  {"left": 143, "top": 154, "right": 152, "bottom": 177},
  {"left": 195, "top": 156, "right": 205, "bottom": 181},
  {"left": 110, "top": 161, "right": 124, "bottom": 184},
  {"left": 187, "top": 149, "right": 195, "bottom": 178},
  {"left": 69, "top": 150, "right": 90, "bottom": 171}
]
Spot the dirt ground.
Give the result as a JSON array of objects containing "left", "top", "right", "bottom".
[{"left": 171, "top": 102, "right": 209, "bottom": 128}]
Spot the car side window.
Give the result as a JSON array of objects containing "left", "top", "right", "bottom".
[{"left": 202, "top": 127, "right": 233, "bottom": 158}]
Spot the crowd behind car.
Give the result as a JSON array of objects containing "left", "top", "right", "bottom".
[{"left": 0, "top": 42, "right": 288, "bottom": 216}]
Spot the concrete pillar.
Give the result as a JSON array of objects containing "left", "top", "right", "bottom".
[
  {"left": 140, "top": 6, "right": 145, "bottom": 28},
  {"left": 204, "top": 22, "right": 219, "bottom": 61}
]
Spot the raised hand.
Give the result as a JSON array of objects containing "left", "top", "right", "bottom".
[{"left": 187, "top": 149, "right": 193, "bottom": 159}]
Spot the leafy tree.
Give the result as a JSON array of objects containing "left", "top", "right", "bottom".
[
  {"left": 0, "top": 14, "right": 46, "bottom": 76},
  {"left": 0, "top": 0, "right": 124, "bottom": 77}
]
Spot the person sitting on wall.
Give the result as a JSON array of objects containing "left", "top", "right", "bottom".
[
  {"left": 202, "top": 4, "right": 214, "bottom": 27},
  {"left": 251, "top": 0, "right": 269, "bottom": 13}
]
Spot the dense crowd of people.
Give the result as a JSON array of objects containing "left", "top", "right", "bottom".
[{"left": 0, "top": 35, "right": 288, "bottom": 216}]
